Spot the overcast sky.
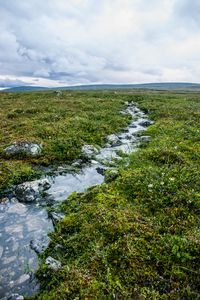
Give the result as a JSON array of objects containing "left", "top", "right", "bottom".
[{"left": 0, "top": 0, "right": 200, "bottom": 87}]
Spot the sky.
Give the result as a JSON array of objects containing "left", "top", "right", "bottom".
[{"left": 0, "top": 0, "right": 200, "bottom": 87}]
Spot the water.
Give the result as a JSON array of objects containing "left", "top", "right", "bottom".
[{"left": 0, "top": 104, "right": 151, "bottom": 298}]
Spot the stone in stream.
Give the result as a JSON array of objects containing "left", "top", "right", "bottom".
[
  {"left": 71, "top": 159, "right": 83, "bottom": 168},
  {"left": 140, "top": 136, "right": 151, "bottom": 142},
  {"left": 30, "top": 237, "right": 49, "bottom": 254},
  {"left": 3, "top": 294, "right": 24, "bottom": 300},
  {"left": 15, "top": 178, "right": 51, "bottom": 203},
  {"left": 81, "top": 145, "right": 99, "bottom": 158},
  {"left": 121, "top": 129, "right": 129, "bottom": 133},
  {"left": 45, "top": 256, "right": 61, "bottom": 271},
  {"left": 4, "top": 142, "right": 42, "bottom": 156},
  {"left": 138, "top": 120, "right": 154, "bottom": 127},
  {"left": 7, "top": 203, "right": 27, "bottom": 214},
  {"left": 16, "top": 274, "right": 30, "bottom": 285},
  {"left": 120, "top": 110, "right": 130, "bottom": 115},
  {"left": 129, "top": 124, "right": 137, "bottom": 128},
  {"left": 0, "top": 246, "right": 3, "bottom": 259},
  {"left": 50, "top": 212, "right": 65, "bottom": 225},
  {"left": 106, "top": 134, "right": 122, "bottom": 147},
  {"left": 96, "top": 167, "right": 106, "bottom": 176}
]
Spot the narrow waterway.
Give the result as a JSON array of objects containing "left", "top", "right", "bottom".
[{"left": 0, "top": 103, "right": 152, "bottom": 299}]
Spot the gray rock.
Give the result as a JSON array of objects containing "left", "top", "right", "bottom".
[
  {"left": 38, "top": 178, "right": 51, "bottom": 191},
  {"left": 4, "top": 142, "right": 42, "bottom": 156},
  {"left": 91, "top": 160, "right": 99, "bottom": 165},
  {"left": 72, "top": 159, "right": 83, "bottom": 167},
  {"left": 17, "top": 274, "right": 30, "bottom": 285},
  {"left": 0, "top": 246, "right": 3, "bottom": 259},
  {"left": 138, "top": 120, "right": 153, "bottom": 127},
  {"left": 107, "top": 134, "right": 122, "bottom": 147},
  {"left": 55, "top": 90, "right": 62, "bottom": 97},
  {"left": 7, "top": 203, "right": 27, "bottom": 214},
  {"left": 15, "top": 178, "right": 51, "bottom": 203},
  {"left": 140, "top": 136, "right": 151, "bottom": 142},
  {"left": 7, "top": 294, "right": 24, "bottom": 300},
  {"left": 45, "top": 256, "right": 61, "bottom": 271},
  {"left": 81, "top": 145, "right": 99, "bottom": 158},
  {"left": 130, "top": 124, "right": 137, "bottom": 128},
  {"left": 120, "top": 110, "right": 129, "bottom": 115},
  {"left": 50, "top": 212, "right": 65, "bottom": 224},
  {"left": 124, "top": 135, "right": 132, "bottom": 140},
  {"left": 30, "top": 237, "right": 49, "bottom": 254},
  {"left": 133, "top": 108, "right": 140, "bottom": 113},
  {"left": 121, "top": 129, "right": 129, "bottom": 133},
  {"left": 96, "top": 167, "right": 106, "bottom": 176}
]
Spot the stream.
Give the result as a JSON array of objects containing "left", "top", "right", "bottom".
[{"left": 0, "top": 103, "right": 152, "bottom": 299}]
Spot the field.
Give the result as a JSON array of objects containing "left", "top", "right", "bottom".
[
  {"left": 0, "top": 90, "right": 131, "bottom": 192},
  {"left": 0, "top": 90, "right": 200, "bottom": 299}
]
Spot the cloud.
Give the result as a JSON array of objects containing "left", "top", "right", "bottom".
[
  {"left": 0, "top": 0, "right": 199, "bottom": 87},
  {"left": 0, "top": 77, "right": 30, "bottom": 87},
  {"left": 173, "top": 0, "right": 200, "bottom": 26}
]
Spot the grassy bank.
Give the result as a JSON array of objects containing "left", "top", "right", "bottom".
[
  {"left": 31, "top": 92, "right": 200, "bottom": 299},
  {"left": 0, "top": 91, "right": 131, "bottom": 192}
]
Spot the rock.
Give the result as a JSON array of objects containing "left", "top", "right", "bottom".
[
  {"left": 72, "top": 159, "right": 83, "bottom": 167},
  {"left": 120, "top": 110, "right": 129, "bottom": 115},
  {"left": 0, "top": 246, "right": 3, "bottom": 259},
  {"left": 96, "top": 167, "right": 106, "bottom": 176},
  {"left": 38, "top": 178, "right": 51, "bottom": 191},
  {"left": 140, "top": 136, "right": 151, "bottom": 142},
  {"left": 17, "top": 274, "right": 30, "bottom": 285},
  {"left": 122, "top": 129, "right": 129, "bottom": 133},
  {"left": 138, "top": 120, "right": 153, "bottom": 127},
  {"left": 91, "top": 160, "right": 99, "bottom": 165},
  {"left": 55, "top": 90, "right": 62, "bottom": 97},
  {"left": 124, "top": 135, "right": 132, "bottom": 140},
  {"left": 81, "top": 145, "right": 99, "bottom": 158},
  {"left": 15, "top": 178, "right": 51, "bottom": 203},
  {"left": 7, "top": 203, "right": 27, "bottom": 214},
  {"left": 4, "top": 142, "right": 42, "bottom": 156},
  {"left": 50, "top": 212, "right": 65, "bottom": 224},
  {"left": 6, "top": 294, "right": 24, "bottom": 300},
  {"left": 45, "top": 256, "right": 61, "bottom": 271},
  {"left": 107, "top": 134, "right": 122, "bottom": 147},
  {"left": 133, "top": 107, "right": 140, "bottom": 113},
  {"left": 1, "top": 197, "right": 9, "bottom": 203},
  {"left": 129, "top": 124, "right": 137, "bottom": 128},
  {"left": 10, "top": 197, "right": 18, "bottom": 203},
  {"left": 30, "top": 237, "right": 49, "bottom": 254}
]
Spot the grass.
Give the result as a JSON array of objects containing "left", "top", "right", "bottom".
[
  {"left": 0, "top": 90, "right": 199, "bottom": 298},
  {"left": 28, "top": 91, "right": 200, "bottom": 299},
  {"left": 0, "top": 90, "right": 131, "bottom": 192}
]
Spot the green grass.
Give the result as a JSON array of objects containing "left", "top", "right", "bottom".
[
  {"left": 0, "top": 90, "right": 131, "bottom": 192},
  {"left": 30, "top": 92, "right": 200, "bottom": 299},
  {"left": 1, "top": 90, "right": 200, "bottom": 298}
]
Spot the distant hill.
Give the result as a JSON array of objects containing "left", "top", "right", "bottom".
[
  {"left": 3, "top": 86, "right": 50, "bottom": 92},
  {"left": 2, "top": 82, "right": 200, "bottom": 92}
]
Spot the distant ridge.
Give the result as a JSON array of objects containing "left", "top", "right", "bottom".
[{"left": 2, "top": 82, "right": 200, "bottom": 92}]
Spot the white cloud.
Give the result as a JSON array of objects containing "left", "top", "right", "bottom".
[{"left": 0, "top": 0, "right": 199, "bottom": 86}]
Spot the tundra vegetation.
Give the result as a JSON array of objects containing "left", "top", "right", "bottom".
[
  {"left": 0, "top": 91, "right": 131, "bottom": 192},
  {"left": 0, "top": 90, "right": 199, "bottom": 299}
]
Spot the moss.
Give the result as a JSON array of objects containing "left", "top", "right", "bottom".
[
  {"left": 27, "top": 92, "right": 200, "bottom": 299},
  {"left": 0, "top": 90, "right": 132, "bottom": 192}
]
